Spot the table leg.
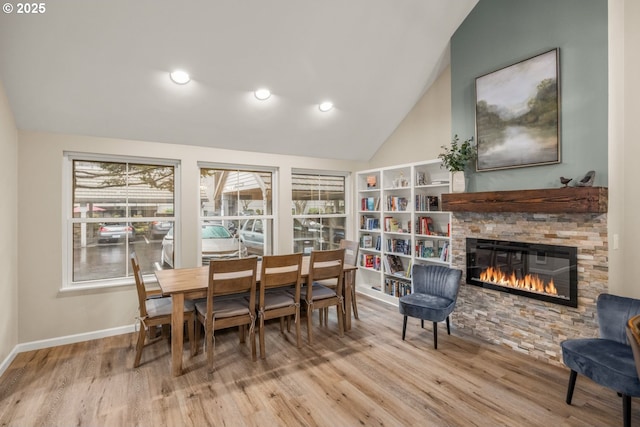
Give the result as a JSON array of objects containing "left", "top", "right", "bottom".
[
  {"left": 171, "top": 293, "right": 184, "bottom": 377},
  {"left": 344, "top": 271, "right": 352, "bottom": 331}
]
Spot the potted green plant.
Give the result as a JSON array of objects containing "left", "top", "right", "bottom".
[{"left": 438, "top": 135, "right": 475, "bottom": 192}]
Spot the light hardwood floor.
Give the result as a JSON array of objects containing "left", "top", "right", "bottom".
[{"left": 0, "top": 295, "right": 633, "bottom": 426}]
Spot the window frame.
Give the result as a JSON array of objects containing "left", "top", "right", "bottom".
[
  {"left": 62, "top": 152, "right": 180, "bottom": 290},
  {"left": 291, "top": 169, "right": 350, "bottom": 254},
  {"left": 198, "top": 162, "right": 278, "bottom": 259}
]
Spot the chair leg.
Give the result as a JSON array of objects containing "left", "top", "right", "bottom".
[
  {"left": 194, "top": 319, "right": 202, "bottom": 355},
  {"left": 566, "top": 370, "right": 577, "bottom": 404},
  {"left": 187, "top": 315, "right": 196, "bottom": 357},
  {"left": 421, "top": 319, "right": 424, "bottom": 329},
  {"left": 307, "top": 303, "right": 314, "bottom": 345},
  {"left": 336, "top": 303, "right": 344, "bottom": 338},
  {"left": 206, "top": 325, "right": 214, "bottom": 373},
  {"left": 133, "top": 322, "right": 146, "bottom": 368},
  {"left": 623, "top": 394, "right": 631, "bottom": 427},
  {"left": 433, "top": 321, "right": 438, "bottom": 349},
  {"left": 446, "top": 316, "right": 451, "bottom": 335},
  {"left": 295, "top": 308, "right": 302, "bottom": 348},
  {"left": 402, "top": 316, "right": 407, "bottom": 341},
  {"left": 259, "top": 314, "right": 266, "bottom": 359},
  {"left": 351, "top": 284, "right": 359, "bottom": 319},
  {"left": 249, "top": 322, "right": 257, "bottom": 362}
]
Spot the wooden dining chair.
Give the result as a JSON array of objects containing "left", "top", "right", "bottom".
[
  {"left": 318, "top": 240, "right": 359, "bottom": 324},
  {"left": 300, "top": 248, "right": 345, "bottom": 345},
  {"left": 131, "top": 252, "right": 196, "bottom": 368},
  {"left": 194, "top": 257, "right": 258, "bottom": 373},
  {"left": 257, "top": 253, "right": 303, "bottom": 359}
]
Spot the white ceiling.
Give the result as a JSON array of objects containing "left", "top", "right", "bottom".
[{"left": 0, "top": 0, "right": 477, "bottom": 161}]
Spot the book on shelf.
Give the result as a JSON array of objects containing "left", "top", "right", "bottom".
[
  {"left": 439, "top": 242, "right": 450, "bottom": 262},
  {"left": 384, "top": 216, "right": 401, "bottom": 233},
  {"left": 366, "top": 175, "right": 377, "bottom": 189},
  {"left": 360, "top": 234, "right": 373, "bottom": 248},
  {"left": 386, "top": 238, "right": 411, "bottom": 255},
  {"left": 386, "top": 196, "right": 408, "bottom": 212},
  {"left": 415, "top": 194, "right": 439, "bottom": 211},
  {"left": 384, "top": 277, "right": 411, "bottom": 297},
  {"left": 416, "top": 239, "right": 435, "bottom": 258},
  {"left": 430, "top": 179, "right": 450, "bottom": 185},
  {"left": 360, "top": 215, "right": 379, "bottom": 230},
  {"left": 384, "top": 254, "right": 405, "bottom": 275},
  {"left": 361, "top": 197, "right": 381, "bottom": 211},
  {"left": 360, "top": 253, "right": 381, "bottom": 270},
  {"left": 416, "top": 216, "right": 435, "bottom": 235}
]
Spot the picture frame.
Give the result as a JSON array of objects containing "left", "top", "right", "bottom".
[{"left": 475, "top": 49, "right": 560, "bottom": 171}]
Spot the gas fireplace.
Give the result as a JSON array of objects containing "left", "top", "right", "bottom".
[{"left": 466, "top": 238, "right": 578, "bottom": 307}]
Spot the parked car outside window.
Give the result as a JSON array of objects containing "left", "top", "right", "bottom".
[
  {"left": 97, "top": 223, "right": 135, "bottom": 244},
  {"left": 238, "top": 219, "right": 264, "bottom": 256},
  {"left": 161, "top": 224, "right": 248, "bottom": 268},
  {"left": 148, "top": 220, "right": 172, "bottom": 240}
]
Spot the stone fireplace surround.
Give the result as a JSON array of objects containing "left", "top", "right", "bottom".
[{"left": 443, "top": 188, "right": 608, "bottom": 366}]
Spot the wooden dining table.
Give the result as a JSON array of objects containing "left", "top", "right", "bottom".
[{"left": 155, "top": 257, "right": 357, "bottom": 376}]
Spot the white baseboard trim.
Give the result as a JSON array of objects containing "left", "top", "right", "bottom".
[{"left": 0, "top": 324, "right": 136, "bottom": 377}]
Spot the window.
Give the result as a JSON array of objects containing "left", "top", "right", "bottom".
[
  {"left": 291, "top": 172, "right": 347, "bottom": 254},
  {"left": 199, "top": 165, "right": 275, "bottom": 260},
  {"left": 65, "top": 154, "right": 178, "bottom": 287}
]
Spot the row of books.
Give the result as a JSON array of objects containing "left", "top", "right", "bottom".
[
  {"left": 361, "top": 195, "right": 443, "bottom": 212},
  {"left": 361, "top": 197, "right": 380, "bottom": 211},
  {"left": 385, "top": 196, "right": 409, "bottom": 212},
  {"left": 386, "top": 238, "right": 411, "bottom": 255},
  {"left": 414, "top": 241, "right": 450, "bottom": 262},
  {"left": 360, "top": 215, "right": 380, "bottom": 230},
  {"left": 383, "top": 254, "right": 411, "bottom": 277},
  {"left": 384, "top": 277, "right": 412, "bottom": 298},
  {"left": 415, "top": 195, "right": 439, "bottom": 211},
  {"left": 384, "top": 216, "right": 411, "bottom": 233},
  {"left": 360, "top": 234, "right": 382, "bottom": 250},
  {"left": 360, "top": 253, "right": 381, "bottom": 270}
]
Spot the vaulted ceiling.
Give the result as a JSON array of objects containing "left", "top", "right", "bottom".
[{"left": 0, "top": 0, "right": 477, "bottom": 161}]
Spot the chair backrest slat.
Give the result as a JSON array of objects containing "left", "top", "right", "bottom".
[
  {"left": 340, "top": 239, "right": 359, "bottom": 266},
  {"left": 308, "top": 248, "right": 345, "bottom": 287},
  {"left": 130, "top": 253, "right": 148, "bottom": 318}
]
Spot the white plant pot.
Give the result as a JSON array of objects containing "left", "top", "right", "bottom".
[{"left": 451, "top": 171, "right": 466, "bottom": 193}]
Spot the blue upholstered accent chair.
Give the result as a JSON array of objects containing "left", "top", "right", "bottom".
[
  {"left": 399, "top": 264, "right": 462, "bottom": 349},
  {"left": 561, "top": 293, "right": 640, "bottom": 427}
]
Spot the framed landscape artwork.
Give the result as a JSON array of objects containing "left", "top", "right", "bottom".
[{"left": 475, "top": 49, "right": 560, "bottom": 171}]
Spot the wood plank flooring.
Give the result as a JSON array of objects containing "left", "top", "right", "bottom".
[{"left": 0, "top": 295, "right": 632, "bottom": 426}]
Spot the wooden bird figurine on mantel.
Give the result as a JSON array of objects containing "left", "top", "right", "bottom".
[{"left": 560, "top": 177, "right": 572, "bottom": 187}]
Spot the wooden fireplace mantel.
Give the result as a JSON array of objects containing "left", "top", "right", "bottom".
[{"left": 441, "top": 187, "right": 608, "bottom": 214}]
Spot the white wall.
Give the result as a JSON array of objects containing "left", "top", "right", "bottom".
[
  {"left": 17, "top": 131, "right": 364, "bottom": 343},
  {"left": 0, "top": 81, "right": 18, "bottom": 363},
  {"left": 609, "top": 0, "right": 640, "bottom": 297},
  {"left": 368, "top": 65, "right": 452, "bottom": 167}
]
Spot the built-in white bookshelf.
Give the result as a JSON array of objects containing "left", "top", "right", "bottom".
[{"left": 355, "top": 159, "right": 452, "bottom": 305}]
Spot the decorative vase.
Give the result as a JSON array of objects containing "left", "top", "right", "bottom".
[{"left": 451, "top": 171, "right": 466, "bottom": 193}]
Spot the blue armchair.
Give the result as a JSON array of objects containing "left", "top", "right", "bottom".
[
  {"left": 561, "top": 293, "right": 640, "bottom": 427},
  {"left": 399, "top": 264, "right": 462, "bottom": 349}
]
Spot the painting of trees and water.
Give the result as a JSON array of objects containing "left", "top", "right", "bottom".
[{"left": 475, "top": 49, "right": 560, "bottom": 171}]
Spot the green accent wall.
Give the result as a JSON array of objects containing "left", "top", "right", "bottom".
[{"left": 451, "top": 0, "right": 607, "bottom": 191}]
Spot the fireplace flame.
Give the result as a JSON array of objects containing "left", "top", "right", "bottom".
[{"left": 479, "top": 267, "right": 558, "bottom": 296}]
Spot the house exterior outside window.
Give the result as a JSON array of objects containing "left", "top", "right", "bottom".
[
  {"left": 291, "top": 171, "right": 347, "bottom": 255},
  {"left": 199, "top": 165, "right": 275, "bottom": 259},
  {"left": 65, "top": 154, "right": 178, "bottom": 288}
]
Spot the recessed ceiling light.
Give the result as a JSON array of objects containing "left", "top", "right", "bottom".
[
  {"left": 169, "top": 70, "right": 190, "bottom": 85},
  {"left": 254, "top": 88, "right": 271, "bottom": 100},
  {"left": 318, "top": 101, "right": 334, "bottom": 112}
]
